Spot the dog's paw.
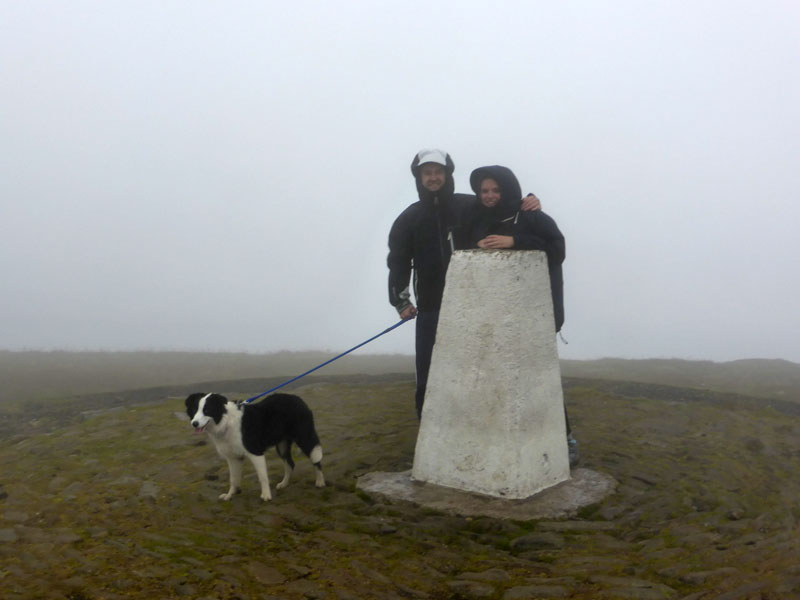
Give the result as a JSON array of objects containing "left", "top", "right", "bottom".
[
  {"left": 260, "top": 491, "right": 272, "bottom": 502},
  {"left": 219, "top": 487, "right": 239, "bottom": 501},
  {"left": 276, "top": 480, "right": 289, "bottom": 490}
]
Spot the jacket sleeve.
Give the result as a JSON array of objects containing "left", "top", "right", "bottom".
[
  {"left": 513, "top": 211, "right": 565, "bottom": 266},
  {"left": 387, "top": 210, "right": 414, "bottom": 314}
]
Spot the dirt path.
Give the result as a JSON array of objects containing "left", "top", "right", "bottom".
[{"left": 2, "top": 378, "right": 800, "bottom": 599}]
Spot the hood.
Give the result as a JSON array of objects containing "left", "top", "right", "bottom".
[
  {"left": 469, "top": 165, "right": 523, "bottom": 220},
  {"left": 410, "top": 149, "right": 455, "bottom": 202}
]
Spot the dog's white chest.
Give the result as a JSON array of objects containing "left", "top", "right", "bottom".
[
  {"left": 205, "top": 408, "right": 247, "bottom": 459},
  {"left": 210, "top": 427, "right": 245, "bottom": 459}
]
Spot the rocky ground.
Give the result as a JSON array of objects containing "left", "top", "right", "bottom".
[{"left": 2, "top": 375, "right": 800, "bottom": 599}]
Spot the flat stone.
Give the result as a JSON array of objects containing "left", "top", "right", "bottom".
[
  {"left": 554, "top": 555, "right": 629, "bottom": 572},
  {"left": 574, "top": 533, "right": 632, "bottom": 551},
  {"left": 86, "top": 526, "right": 107, "bottom": 539},
  {"left": 504, "top": 585, "right": 571, "bottom": 599},
  {"left": 681, "top": 532, "right": 722, "bottom": 547},
  {"left": 712, "top": 582, "right": 768, "bottom": 600},
  {"left": 447, "top": 579, "right": 496, "bottom": 598},
  {"left": 47, "top": 476, "right": 69, "bottom": 493},
  {"left": 679, "top": 567, "right": 739, "bottom": 585},
  {"left": 1, "top": 511, "right": 29, "bottom": 523},
  {"left": 138, "top": 481, "right": 159, "bottom": 500},
  {"left": 511, "top": 532, "right": 565, "bottom": 551},
  {"left": 395, "top": 582, "right": 430, "bottom": 599},
  {"left": 319, "top": 530, "right": 365, "bottom": 546},
  {"left": 284, "top": 578, "right": 327, "bottom": 599},
  {"left": 356, "top": 468, "right": 616, "bottom": 520},
  {"left": 0, "top": 528, "right": 18, "bottom": 542},
  {"left": 111, "top": 475, "right": 140, "bottom": 486},
  {"left": 61, "top": 482, "right": 83, "bottom": 498},
  {"left": 171, "top": 581, "right": 198, "bottom": 597},
  {"left": 245, "top": 562, "right": 286, "bottom": 585},
  {"left": 457, "top": 568, "right": 511, "bottom": 582},
  {"left": 597, "top": 589, "right": 675, "bottom": 600},
  {"left": 590, "top": 575, "right": 671, "bottom": 587},
  {"left": 590, "top": 575, "right": 677, "bottom": 599},
  {"left": 53, "top": 529, "right": 82, "bottom": 544},
  {"left": 13, "top": 526, "right": 48, "bottom": 543},
  {"left": 351, "top": 559, "right": 394, "bottom": 586},
  {"left": 538, "top": 520, "right": 618, "bottom": 532}
]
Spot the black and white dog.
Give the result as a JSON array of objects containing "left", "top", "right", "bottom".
[{"left": 185, "top": 392, "right": 325, "bottom": 501}]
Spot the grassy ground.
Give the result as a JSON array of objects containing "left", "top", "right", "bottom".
[{"left": 2, "top": 370, "right": 800, "bottom": 599}]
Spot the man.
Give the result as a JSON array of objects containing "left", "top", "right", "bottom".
[{"left": 387, "top": 149, "right": 541, "bottom": 419}]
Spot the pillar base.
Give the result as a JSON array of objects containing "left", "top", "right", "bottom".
[{"left": 357, "top": 468, "right": 617, "bottom": 521}]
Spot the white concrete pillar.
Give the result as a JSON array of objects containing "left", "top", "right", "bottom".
[{"left": 412, "top": 250, "right": 569, "bottom": 499}]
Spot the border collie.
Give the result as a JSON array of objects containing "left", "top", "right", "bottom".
[{"left": 185, "top": 392, "right": 325, "bottom": 501}]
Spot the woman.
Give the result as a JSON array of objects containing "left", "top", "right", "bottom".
[
  {"left": 467, "top": 165, "right": 565, "bottom": 332},
  {"left": 466, "top": 165, "right": 577, "bottom": 466}
]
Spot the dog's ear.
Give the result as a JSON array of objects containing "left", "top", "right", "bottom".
[{"left": 185, "top": 393, "right": 205, "bottom": 409}]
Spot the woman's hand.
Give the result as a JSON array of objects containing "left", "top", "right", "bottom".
[{"left": 477, "top": 235, "right": 515, "bottom": 249}]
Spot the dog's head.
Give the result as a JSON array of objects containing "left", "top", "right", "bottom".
[{"left": 185, "top": 393, "right": 228, "bottom": 433}]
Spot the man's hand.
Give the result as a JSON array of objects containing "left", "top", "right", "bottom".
[
  {"left": 521, "top": 193, "right": 542, "bottom": 212},
  {"left": 477, "top": 235, "right": 515, "bottom": 249},
  {"left": 399, "top": 305, "right": 418, "bottom": 320}
]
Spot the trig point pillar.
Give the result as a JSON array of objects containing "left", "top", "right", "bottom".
[{"left": 412, "top": 250, "right": 569, "bottom": 499}]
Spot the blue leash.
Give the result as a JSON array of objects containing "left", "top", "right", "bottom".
[{"left": 243, "top": 316, "right": 413, "bottom": 404}]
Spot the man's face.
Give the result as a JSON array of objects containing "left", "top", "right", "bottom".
[
  {"left": 420, "top": 163, "right": 446, "bottom": 192},
  {"left": 479, "top": 178, "right": 501, "bottom": 208}
]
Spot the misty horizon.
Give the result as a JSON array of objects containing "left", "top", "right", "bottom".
[{"left": 2, "top": 2, "right": 798, "bottom": 363}]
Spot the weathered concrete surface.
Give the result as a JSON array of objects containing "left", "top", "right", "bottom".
[
  {"left": 357, "top": 468, "right": 617, "bottom": 521},
  {"left": 413, "top": 250, "right": 570, "bottom": 499}
]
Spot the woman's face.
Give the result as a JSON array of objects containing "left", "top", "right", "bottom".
[{"left": 479, "top": 178, "right": 501, "bottom": 208}]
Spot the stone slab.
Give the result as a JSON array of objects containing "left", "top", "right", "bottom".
[{"left": 356, "top": 468, "right": 617, "bottom": 521}]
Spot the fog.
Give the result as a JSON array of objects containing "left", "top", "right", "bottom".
[{"left": 2, "top": 1, "right": 798, "bottom": 363}]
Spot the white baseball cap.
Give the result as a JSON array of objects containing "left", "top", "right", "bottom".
[{"left": 416, "top": 148, "right": 448, "bottom": 167}]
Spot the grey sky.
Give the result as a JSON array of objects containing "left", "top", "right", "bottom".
[{"left": 2, "top": 1, "right": 798, "bottom": 362}]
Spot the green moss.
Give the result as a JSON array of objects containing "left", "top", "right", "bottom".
[
  {"left": 355, "top": 489, "right": 376, "bottom": 504},
  {"left": 575, "top": 502, "right": 605, "bottom": 520}
]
